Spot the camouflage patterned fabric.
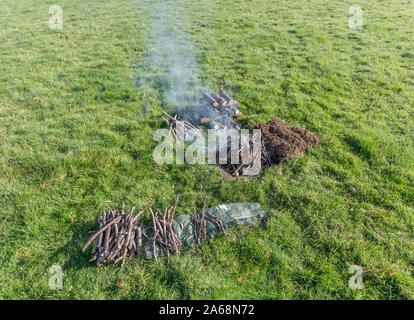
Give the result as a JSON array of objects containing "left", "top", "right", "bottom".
[{"left": 143, "top": 203, "right": 266, "bottom": 259}]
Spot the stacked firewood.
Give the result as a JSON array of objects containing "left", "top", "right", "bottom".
[
  {"left": 82, "top": 197, "right": 233, "bottom": 266},
  {"left": 82, "top": 196, "right": 184, "bottom": 265},
  {"left": 148, "top": 195, "right": 182, "bottom": 262},
  {"left": 81, "top": 206, "right": 146, "bottom": 267}
]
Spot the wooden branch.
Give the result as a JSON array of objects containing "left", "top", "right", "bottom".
[
  {"left": 202, "top": 93, "right": 219, "bottom": 107},
  {"left": 82, "top": 215, "right": 122, "bottom": 252},
  {"left": 218, "top": 88, "right": 232, "bottom": 103}
]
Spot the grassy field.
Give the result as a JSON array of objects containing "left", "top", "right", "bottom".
[{"left": 0, "top": 0, "right": 413, "bottom": 299}]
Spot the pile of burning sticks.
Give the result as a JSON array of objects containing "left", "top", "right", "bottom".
[
  {"left": 160, "top": 89, "right": 243, "bottom": 143},
  {"left": 161, "top": 88, "right": 242, "bottom": 133},
  {"left": 159, "top": 88, "right": 273, "bottom": 176},
  {"left": 199, "top": 88, "right": 242, "bottom": 129},
  {"left": 161, "top": 111, "right": 204, "bottom": 144},
  {"left": 81, "top": 206, "right": 146, "bottom": 267}
]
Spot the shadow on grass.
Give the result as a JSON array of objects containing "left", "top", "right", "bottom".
[{"left": 52, "top": 221, "right": 98, "bottom": 272}]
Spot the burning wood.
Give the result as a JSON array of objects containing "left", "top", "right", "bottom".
[
  {"left": 162, "top": 89, "right": 240, "bottom": 139},
  {"left": 202, "top": 89, "right": 242, "bottom": 128},
  {"left": 159, "top": 89, "right": 276, "bottom": 176},
  {"left": 200, "top": 117, "right": 210, "bottom": 125},
  {"left": 164, "top": 88, "right": 242, "bottom": 131},
  {"left": 162, "top": 111, "right": 204, "bottom": 143},
  {"left": 211, "top": 93, "right": 227, "bottom": 107},
  {"left": 201, "top": 93, "right": 219, "bottom": 107},
  {"left": 206, "top": 89, "right": 242, "bottom": 120},
  {"left": 218, "top": 88, "right": 233, "bottom": 104}
]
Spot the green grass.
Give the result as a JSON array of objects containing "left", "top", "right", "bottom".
[{"left": 0, "top": 0, "right": 413, "bottom": 299}]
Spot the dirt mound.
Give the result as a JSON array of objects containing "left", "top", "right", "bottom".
[{"left": 255, "top": 118, "right": 320, "bottom": 165}]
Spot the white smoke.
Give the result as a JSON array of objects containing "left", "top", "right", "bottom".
[{"left": 134, "top": 0, "right": 208, "bottom": 109}]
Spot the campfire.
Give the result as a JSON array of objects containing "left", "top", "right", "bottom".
[
  {"left": 160, "top": 88, "right": 320, "bottom": 176},
  {"left": 161, "top": 88, "right": 269, "bottom": 176},
  {"left": 162, "top": 88, "right": 241, "bottom": 130},
  {"left": 198, "top": 89, "right": 242, "bottom": 129}
]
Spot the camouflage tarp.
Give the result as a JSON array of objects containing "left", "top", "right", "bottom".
[{"left": 143, "top": 203, "right": 266, "bottom": 259}]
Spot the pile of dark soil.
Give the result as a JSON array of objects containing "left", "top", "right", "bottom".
[{"left": 255, "top": 118, "right": 320, "bottom": 166}]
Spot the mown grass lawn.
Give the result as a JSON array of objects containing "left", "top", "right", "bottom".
[{"left": 0, "top": 0, "right": 413, "bottom": 299}]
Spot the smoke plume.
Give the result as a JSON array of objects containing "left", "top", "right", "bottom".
[{"left": 133, "top": 0, "right": 208, "bottom": 110}]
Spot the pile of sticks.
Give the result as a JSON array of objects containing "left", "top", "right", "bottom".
[
  {"left": 149, "top": 195, "right": 182, "bottom": 262},
  {"left": 199, "top": 88, "right": 242, "bottom": 129},
  {"left": 191, "top": 208, "right": 207, "bottom": 245},
  {"left": 81, "top": 206, "right": 146, "bottom": 267},
  {"left": 201, "top": 89, "right": 241, "bottom": 117},
  {"left": 162, "top": 111, "right": 204, "bottom": 144},
  {"left": 160, "top": 89, "right": 241, "bottom": 135},
  {"left": 191, "top": 204, "right": 229, "bottom": 244},
  {"left": 82, "top": 197, "right": 232, "bottom": 266}
]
